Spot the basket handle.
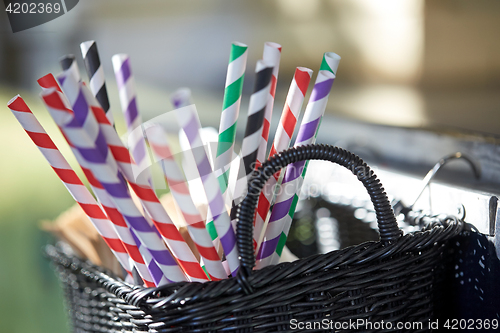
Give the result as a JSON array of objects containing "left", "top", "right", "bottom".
[{"left": 235, "top": 144, "right": 402, "bottom": 293}]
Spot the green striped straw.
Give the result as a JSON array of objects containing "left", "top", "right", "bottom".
[
  {"left": 210, "top": 42, "right": 248, "bottom": 241},
  {"left": 274, "top": 52, "right": 341, "bottom": 259}
]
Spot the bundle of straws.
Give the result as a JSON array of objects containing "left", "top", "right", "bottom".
[{"left": 8, "top": 41, "right": 340, "bottom": 287}]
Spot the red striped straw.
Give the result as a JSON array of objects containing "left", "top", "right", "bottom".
[
  {"left": 40, "top": 76, "right": 187, "bottom": 285},
  {"left": 61, "top": 74, "right": 208, "bottom": 282},
  {"left": 38, "top": 84, "right": 162, "bottom": 287},
  {"left": 7, "top": 95, "right": 132, "bottom": 277},
  {"left": 38, "top": 74, "right": 158, "bottom": 287},
  {"left": 38, "top": 75, "right": 176, "bottom": 286},
  {"left": 89, "top": 176, "right": 170, "bottom": 286},
  {"left": 253, "top": 67, "right": 313, "bottom": 253},
  {"left": 257, "top": 70, "right": 336, "bottom": 268},
  {"left": 82, "top": 88, "right": 208, "bottom": 283},
  {"left": 58, "top": 58, "right": 159, "bottom": 239},
  {"left": 37, "top": 75, "right": 165, "bottom": 286},
  {"left": 69, "top": 75, "right": 193, "bottom": 283},
  {"left": 145, "top": 124, "right": 228, "bottom": 280}
]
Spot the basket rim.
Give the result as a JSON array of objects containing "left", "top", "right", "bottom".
[{"left": 46, "top": 214, "right": 463, "bottom": 312}]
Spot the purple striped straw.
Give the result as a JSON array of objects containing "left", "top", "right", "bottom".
[
  {"left": 145, "top": 124, "right": 228, "bottom": 280},
  {"left": 37, "top": 74, "right": 161, "bottom": 286},
  {"left": 52, "top": 72, "right": 187, "bottom": 284},
  {"left": 40, "top": 86, "right": 158, "bottom": 286},
  {"left": 173, "top": 89, "right": 239, "bottom": 276},
  {"left": 112, "top": 54, "right": 152, "bottom": 185},
  {"left": 81, "top": 83, "right": 207, "bottom": 282},
  {"left": 130, "top": 229, "right": 170, "bottom": 286}
]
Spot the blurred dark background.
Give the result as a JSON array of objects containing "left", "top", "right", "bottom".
[{"left": 0, "top": 1, "right": 499, "bottom": 331}]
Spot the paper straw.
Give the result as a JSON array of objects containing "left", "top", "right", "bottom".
[
  {"left": 59, "top": 54, "right": 81, "bottom": 82},
  {"left": 172, "top": 90, "right": 239, "bottom": 276},
  {"left": 62, "top": 76, "right": 207, "bottom": 283},
  {"left": 250, "top": 44, "right": 281, "bottom": 249},
  {"left": 255, "top": 42, "right": 281, "bottom": 167},
  {"left": 37, "top": 75, "right": 170, "bottom": 287},
  {"left": 213, "top": 42, "right": 248, "bottom": 239},
  {"left": 36, "top": 85, "right": 159, "bottom": 287},
  {"left": 230, "top": 60, "right": 274, "bottom": 230},
  {"left": 7, "top": 95, "right": 132, "bottom": 277},
  {"left": 145, "top": 124, "right": 227, "bottom": 280},
  {"left": 172, "top": 90, "right": 223, "bottom": 257},
  {"left": 256, "top": 69, "right": 337, "bottom": 268},
  {"left": 85, "top": 98, "right": 208, "bottom": 284},
  {"left": 80, "top": 40, "right": 114, "bottom": 126},
  {"left": 90, "top": 177, "right": 168, "bottom": 286},
  {"left": 47, "top": 99, "right": 166, "bottom": 286},
  {"left": 130, "top": 229, "right": 170, "bottom": 286},
  {"left": 42, "top": 77, "right": 188, "bottom": 285},
  {"left": 253, "top": 67, "right": 313, "bottom": 253},
  {"left": 268, "top": 68, "right": 314, "bottom": 157},
  {"left": 80, "top": 87, "right": 205, "bottom": 283},
  {"left": 112, "top": 54, "right": 152, "bottom": 185},
  {"left": 270, "top": 53, "right": 341, "bottom": 260},
  {"left": 39, "top": 77, "right": 162, "bottom": 287},
  {"left": 76, "top": 51, "right": 157, "bottom": 234},
  {"left": 320, "top": 52, "right": 342, "bottom": 75}
]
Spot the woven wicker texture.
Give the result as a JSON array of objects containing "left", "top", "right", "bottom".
[
  {"left": 434, "top": 225, "right": 500, "bottom": 321},
  {"left": 47, "top": 144, "right": 464, "bottom": 332}
]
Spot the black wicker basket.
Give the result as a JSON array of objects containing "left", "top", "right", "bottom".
[{"left": 46, "top": 144, "right": 464, "bottom": 332}]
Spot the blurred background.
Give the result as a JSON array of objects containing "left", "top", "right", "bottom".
[{"left": 1, "top": 0, "right": 499, "bottom": 331}]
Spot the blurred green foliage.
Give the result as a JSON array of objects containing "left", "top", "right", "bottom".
[{"left": 1, "top": 88, "right": 72, "bottom": 332}]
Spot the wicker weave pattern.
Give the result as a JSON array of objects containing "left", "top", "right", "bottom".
[
  {"left": 50, "top": 247, "right": 147, "bottom": 332},
  {"left": 48, "top": 217, "right": 461, "bottom": 332},
  {"left": 46, "top": 144, "right": 464, "bottom": 332}
]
